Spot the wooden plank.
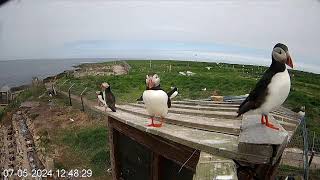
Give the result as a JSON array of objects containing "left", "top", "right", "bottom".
[
  {"left": 271, "top": 110, "right": 300, "bottom": 120},
  {"left": 238, "top": 115, "right": 288, "bottom": 164},
  {"left": 272, "top": 114, "right": 300, "bottom": 125},
  {"left": 151, "top": 153, "right": 159, "bottom": 180},
  {"left": 100, "top": 107, "right": 272, "bottom": 164},
  {"left": 117, "top": 104, "right": 241, "bottom": 135},
  {"left": 109, "top": 117, "right": 200, "bottom": 171},
  {"left": 183, "top": 99, "right": 241, "bottom": 105},
  {"left": 132, "top": 103, "right": 238, "bottom": 112},
  {"left": 169, "top": 101, "right": 240, "bottom": 107},
  {"left": 107, "top": 119, "right": 120, "bottom": 180},
  {"left": 136, "top": 102, "right": 299, "bottom": 125},
  {"left": 277, "top": 121, "right": 297, "bottom": 131}
]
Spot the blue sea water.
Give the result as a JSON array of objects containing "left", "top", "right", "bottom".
[{"left": 0, "top": 59, "right": 111, "bottom": 88}]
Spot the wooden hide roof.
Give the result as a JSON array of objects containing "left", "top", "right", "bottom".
[{"left": 96, "top": 99, "right": 301, "bottom": 165}]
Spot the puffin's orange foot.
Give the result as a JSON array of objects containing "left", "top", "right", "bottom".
[
  {"left": 147, "top": 117, "right": 155, "bottom": 127},
  {"left": 153, "top": 123, "right": 163, "bottom": 127},
  {"left": 265, "top": 123, "right": 279, "bottom": 130},
  {"left": 261, "top": 115, "right": 265, "bottom": 124},
  {"left": 147, "top": 123, "right": 155, "bottom": 127}
]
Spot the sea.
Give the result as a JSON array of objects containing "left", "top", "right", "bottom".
[{"left": 0, "top": 58, "right": 112, "bottom": 88}]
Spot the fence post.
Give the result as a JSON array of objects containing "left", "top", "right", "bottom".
[
  {"left": 68, "top": 83, "right": 75, "bottom": 106},
  {"left": 80, "top": 87, "right": 88, "bottom": 112},
  {"left": 302, "top": 117, "right": 309, "bottom": 180},
  {"left": 309, "top": 132, "right": 316, "bottom": 167}
]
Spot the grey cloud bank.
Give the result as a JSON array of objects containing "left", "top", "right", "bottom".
[{"left": 0, "top": 0, "right": 319, "bottom": 73}]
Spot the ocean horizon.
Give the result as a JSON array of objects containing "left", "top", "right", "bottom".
[
  {"left": 0, "top": 58, "right": 112, "bottom": 88},
  {"left": 0, "top": 58, "right": 318, "bottom": 89}
]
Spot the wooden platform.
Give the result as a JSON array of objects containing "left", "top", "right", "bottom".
[{"left": 95, "top": 100, "right": 301, "bottom": 166}]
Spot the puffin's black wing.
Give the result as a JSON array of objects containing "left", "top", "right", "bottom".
[
  {"left": 106, "top": 92, "right": 116, "bottom": 112},
  {"left": 166, "top": 87, "right": 177, "bottom": 108},
  {"left": 167, "top": 87, "right": 177, "bottom": 98},
  {"left": 136, "top": 95, "right": 143, "bottom": 101},
  {"left": 237, "top": 68, "right": 276, "bottom": 117}
]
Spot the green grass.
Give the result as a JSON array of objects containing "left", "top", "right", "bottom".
[
  {"left": 0, "top": 106, "right": 4, "bottom": 120},
  {"left": 61, "top": 126, "right": 109, "bottom": 177},
  {"left": 0, "top": 85, "right": 46, "bottom": 121},
  {"left": 56, "top": 60, "right": 320, "bottom": 132},
  {"left": 279, "top": 165, "right": 320, "bottom": 179}
]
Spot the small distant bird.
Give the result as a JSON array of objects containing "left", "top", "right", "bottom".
[
  {"left": 292, "top": 106, "right": 305, "bottom": 118},
  {"left": 98, "top": 82, "right": 116, "bottom": 112},
  {"left": 202, "top": 88, "right": 207, "bottom": 91},
  {"left": 237, "top": 43, "right": 294, "bottom": 130},
  {"left": 142, "top": 73, "right": 177, "bottom": 127}
]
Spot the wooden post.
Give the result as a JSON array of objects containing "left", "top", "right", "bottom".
[
  {"left": 302, "top": 117, "right": 309, "bottom": 180},
  {"left": 309, "top": 131, "right": 316, "bottom": 167},
  {"left": 151, "top": 153, "right": 160, "bottom": 180},
  {"left": 6, "top": 91, "right": 9, "bottom": 104},
  {"left": 108, "top": 118, "right": 120, "bottom": 180},
  {"left": 68, "top": 83, "right": 75, "bottom": 106},
  {"left": 80, "top": 87, "right": 88, "bottom": 112},
  {"left": 238, "top": 115, "right": 289, "bottom": 179}
]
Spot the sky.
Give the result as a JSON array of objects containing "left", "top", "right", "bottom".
[{"left": 0, "top": 0, "right": 319, "bottom": 73}]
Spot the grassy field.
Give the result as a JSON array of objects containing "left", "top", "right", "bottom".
[
  {"left": 56, "top": 60, "right": 320, "bottom": 134},
  {"left": 1, "top": 60, "right": 319, "bottom": 178}
]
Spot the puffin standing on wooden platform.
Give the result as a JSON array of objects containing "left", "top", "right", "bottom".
[
  {"left": 237, "top": 43, "right": 294, "bottom": 130},
  {"left": 143, "top": 73, "right": 178, "bottom": 127},
  {"left": 98, "top": 82, "right": 116, "bottom": 112}
]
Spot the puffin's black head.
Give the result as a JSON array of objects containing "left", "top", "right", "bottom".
[
  {"left": 101, "top": 82, "right": 110, "bottom": 90},
  {"left": 272, "top": 43, "right": 294, "bottom": 68},
  {"left": 146, "top": 73, "right": 160, "bottom": 89}
]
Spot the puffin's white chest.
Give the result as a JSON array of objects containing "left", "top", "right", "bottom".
[
  {"left": 143, "top": 90, "right": 168, "bottom": 117},
  {"left": 258, "top": 69, "right": 291, "bottom": 114}
]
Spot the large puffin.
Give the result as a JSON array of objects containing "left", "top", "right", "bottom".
[
  {"left": 237, "top": 43, "right": 294, "bottom": 130},
  {"left": 142, "top": 73, "right": 178, "bottom": 127}
]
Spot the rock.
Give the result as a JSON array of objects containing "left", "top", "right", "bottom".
[{"left": 211, "top": 96, "right": 224, "bottom": 102}]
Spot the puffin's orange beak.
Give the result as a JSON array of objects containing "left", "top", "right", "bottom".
[
  {"left": 148, "top": 79, "right": 154, "bottom": 89},
  {"left": 286, "top": 53, "right": 294, "bottom": 68}
]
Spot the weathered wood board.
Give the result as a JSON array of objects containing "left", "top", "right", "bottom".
[
  {"left": 239, "top": 115, "right": 289, "bottom": 163},
  {"left": 58, "top": 89, "right": 300, "bottom": 172},
  {"left": 117, "top": 104, "right": 241, "bottom": 135},
  {"left": 95, "top": 105, "right": 273, "bottom": 164}
]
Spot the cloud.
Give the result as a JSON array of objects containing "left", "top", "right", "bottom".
[{"left": 0, "top": 0, "right": 319, "bottom": 73}]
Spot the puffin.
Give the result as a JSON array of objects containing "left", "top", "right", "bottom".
[
  {"left": 142, "top": 73, "right": 178, "bottom": 127},
  {"left": 98, "top": 82, "right": 116, "bottom": 112},
  {"left": 292, "top": 106, "right": 305, "bottom": 118},
  {"left": 237, "top": 43, "right": 294, "bottom": 130}
]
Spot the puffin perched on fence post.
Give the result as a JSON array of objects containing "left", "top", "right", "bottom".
[
  {"left": 142, "top": 73, "right": 178, "bottom": 127},
  {"left": 237, "top": 43, "right": 294, "bottom": 130}
]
